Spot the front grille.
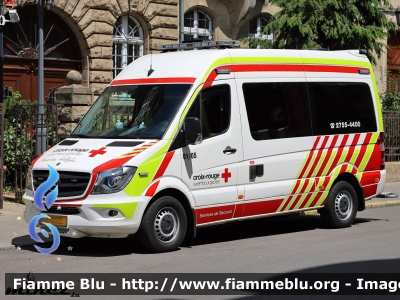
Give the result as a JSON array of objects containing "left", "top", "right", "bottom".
[
  {"left": 33, "top": 170, "right": 91, "bottom": 198},
  {"left": 58, "top": 228, "right": 70, "bottom": 234},
  {"left": 41, "top": 206, "right": 80, "bottom": 215},
  {"left": 39, "top": 226, "right": 69, "bottom": 234}
]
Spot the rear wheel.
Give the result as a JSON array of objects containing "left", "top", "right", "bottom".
[
  {"left": 138, "top": 196, "right": 187, "bottom": 252},
  {"left": 320, "top": 181, "right": 358, "bottom": 228}
]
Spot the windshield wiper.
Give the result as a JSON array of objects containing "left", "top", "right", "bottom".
[
  {"left": 69, "top": 134, "right": 96, "bottom": 138},
  {"left": 108, "top": 135, "right": 142, "bottom": 139}
]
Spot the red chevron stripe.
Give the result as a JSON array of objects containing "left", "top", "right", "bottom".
[
  {"left": 343, "top": 134, "right": 361, "bottom": 164},
  {"left": 316, "top": 135, "right": 339, "bottom": 177},
  {"left": 145, "top": 180, "right": 160, "bottom": 197},
  {"left": 326, "top": 134, "right": 349, "bottom": 175},
  {"left": 304, "top": 136, "right": 330, "bottom": 178},
  {"left": 281, "top": 180, "right": 302, "bottom": 211},
  {"left": 299, "top": 193, "right": 314, "bottom": 209},
  {"left": 287, "top": 194, "right": 301, "bottom": 211},
  {"left": 153, "top": 151, "right": 175, "bottom": 180},
  {"left": 288, "top": 179, "right": 310, "bottom": 210},
  {"left": 354, "top": 133, "right": 373, "bottom": 168},
  {"left": 310, "top": 191, "right": 324, "bottom": 207},
  {"left": 340, "top": 164, "right": 348, "bottom": 174},
  {"left": 298, "top": 136, "right": 321, "bottom": 179},
  {"left": 365, "top": 144, "right": 382, "bottom": 171},
  {"left": 311, "top": 177, "right": 331, "bottom": 207}
]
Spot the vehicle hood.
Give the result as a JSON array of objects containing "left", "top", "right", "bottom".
[{"left": 32, "top": 139, "right": 161, "bottom": 173}]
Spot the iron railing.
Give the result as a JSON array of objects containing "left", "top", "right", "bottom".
[
  {"left": 12, "top": 104, "right": 60, "bottom": 202},
  {"left": 45, "top": 87, "right": 57, "bottom": 104},
  {"left": 383, "top": 110, "right": 400, "bottom": 162},
  {"left": 3, "top": 86, "right": 12, "bottom": 100}
]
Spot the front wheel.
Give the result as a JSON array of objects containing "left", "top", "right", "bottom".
[
  {"left": 320, "top": 181, "right": 358, "bottom": 228},
  {"left": 138, "top": 196, "right": 187, "bottom": 253}
]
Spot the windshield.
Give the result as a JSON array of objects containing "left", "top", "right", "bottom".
[{"left": 71, "top": 84, "right": 191, "bottom": 139}]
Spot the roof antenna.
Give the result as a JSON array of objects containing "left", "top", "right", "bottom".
[{"left": 147, "top": 52, "right": 154, "bottom": 77}]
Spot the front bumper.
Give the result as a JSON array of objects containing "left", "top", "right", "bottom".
[
  {"left": 23, "top": 190, "right": 149, "bottom": 238},
  {"left": 375, "top": 169, "right": 387, "bottom": 198}
]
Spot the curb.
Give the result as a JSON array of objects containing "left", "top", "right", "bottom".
[
  {"left": 299, "top": 200, "right": 400, "bottom": 216},
  {"left": 0, "top": 244, "right": 15, "bottom": 250},
  {"left": 2, "top": 196, "right": 23, "bottom": 204},
  {"left": 1, "top": 199, "right": 400, "bottom": 250},
  {"left": 365, "top": 200, "right": 400, "bottom": 209}
]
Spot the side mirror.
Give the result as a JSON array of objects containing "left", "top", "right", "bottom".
[{"left": 184, "top": 117, "right": 202, "bottom": 145}]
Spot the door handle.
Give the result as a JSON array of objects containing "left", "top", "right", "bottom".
[{"left": 223, "top": 146, "right": 237, "bottom": 154}]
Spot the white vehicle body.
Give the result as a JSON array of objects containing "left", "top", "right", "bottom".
[{"left": 24, "top": 47, "right": 386, "bottom": 252}]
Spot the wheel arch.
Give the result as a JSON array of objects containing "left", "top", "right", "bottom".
[
  {"left": 331, "top": 172, "right": 365, "bottom": 211},
  {"left": 145, "top": 188, "right": 197, "bottom": 240}
]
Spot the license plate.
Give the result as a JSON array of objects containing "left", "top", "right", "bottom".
[{"left": 39, "top": 215, "right": 67, "bottom": 227}]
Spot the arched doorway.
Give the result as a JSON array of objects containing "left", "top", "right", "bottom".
[
  {"left": 387, "top": 32, "right": 400, "bottom": 91},
  {"left": 2, "top": 6, "right": 82, "bottom": 101}
]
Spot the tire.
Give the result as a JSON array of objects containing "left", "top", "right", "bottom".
[
  {"left": 138, "top": 196, "right": 187, "bottom": 253},
  {"left": 320, "top": 181, "right": 358, "bottom": 228}
]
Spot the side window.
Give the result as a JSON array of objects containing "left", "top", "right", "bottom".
[
  {"left": 186, "top": 85, "right": 231, "bottom": 140},
  {"left": 242, "top": 82, "right": 311, "bottom": 140},
  {"left": 308, "top": 82, "right": 377, "bottom": 135}
]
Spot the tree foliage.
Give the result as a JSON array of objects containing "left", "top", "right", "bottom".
[
  {"left": 242, "top": 37, "right": 274, "bottom": 49},
  {"left": 380, "top": 70, "right": 400, "bottom": 110},
  {"left": 265, "top": 0, "right": 396, "bottom": 64}
]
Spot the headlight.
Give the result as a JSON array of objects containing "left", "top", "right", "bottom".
[
  {"left": 25, "top": 166, "right": 33, "bottom": 191},
  {"left": 91, "top": 166, "right": 137, "bottom": 194}
]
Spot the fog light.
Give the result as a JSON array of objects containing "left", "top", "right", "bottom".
[{"left": 108, "top": 210, "right": 118, "bottom": 217}]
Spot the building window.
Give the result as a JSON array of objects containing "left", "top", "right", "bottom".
[
  {"left": 113, "top": 15, "right": 144, "bottom": 77},
  {"left": 249, "top": 16, "right": 273, "bottom": 41},
  {"left": 184, "top": 10, "right": 213, "bottom": 41}
]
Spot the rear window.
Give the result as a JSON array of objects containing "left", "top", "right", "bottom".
[{"left": 307, "top": 82, "right": 377, "bottom": 135}]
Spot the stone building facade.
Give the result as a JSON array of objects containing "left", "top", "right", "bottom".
[
  {"left": 382, "top": 0, "right": 400, "bottom": 93},
  {"left": 3, "top": 0, "right": 282, "bottom": 100},
  {"left": 3, "top": 0, "right": 400, "bottom": 99}
]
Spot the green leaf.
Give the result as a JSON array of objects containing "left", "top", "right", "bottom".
[{"left": 261, "top": 0, "right": 395, "bottom": 64}]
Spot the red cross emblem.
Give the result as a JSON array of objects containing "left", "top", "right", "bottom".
[
  {"left": 89, "top": 147, "right": 107, "bottom": 157},
  {"left": 221, "top": 168, "right": 231, "bottom": 183}
]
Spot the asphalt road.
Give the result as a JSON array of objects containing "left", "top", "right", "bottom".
[{"left": 1, "top": 205, "right": 400, "bottom": 300}]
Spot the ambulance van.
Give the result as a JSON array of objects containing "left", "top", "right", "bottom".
[{"left": 24, "top": 41, "right": 386, "bottom": 252}]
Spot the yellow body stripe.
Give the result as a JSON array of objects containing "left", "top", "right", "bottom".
[
  {"left": 93, "top": 202, "right": 138, "bottom": 219},
  {"left": 294, "top": 180, "right": 314, "bottom": 209},
  {"left": 322, "top": 150, "right": 337, "bottom": 176}
]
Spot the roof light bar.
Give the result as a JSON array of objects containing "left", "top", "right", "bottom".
[{"left": 157, "top": 40, "right": 240, "bottom": 51}]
